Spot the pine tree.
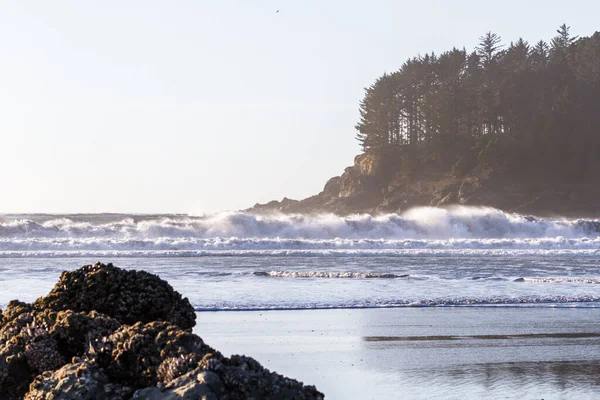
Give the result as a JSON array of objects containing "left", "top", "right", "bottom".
[
  {"left": 476, "top": 32, "right": 503, "bottom": 67},
  {"left": 551, "top": 24, "right": 578, "bottom": 50},
  {"left": 353, "top": 27, "right": 599, "bottom": 181},
  {"left": 531, "top": 41, "right": 549, "bottom": 67}
]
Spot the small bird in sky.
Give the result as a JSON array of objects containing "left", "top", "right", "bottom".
[{"left": 276, "top": 10, "right": 279, "bottom": 13}]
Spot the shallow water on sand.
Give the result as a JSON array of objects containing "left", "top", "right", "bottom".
[
  {"left": 196, "top": 307, "right": 600, "bottom": 400},
  {"left": 2, "top": 256, "right": 600, "bottom": 310}
]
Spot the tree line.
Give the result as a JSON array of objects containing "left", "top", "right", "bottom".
[{"left": 355, "top": 25, "right": 600, "bottom": 181}]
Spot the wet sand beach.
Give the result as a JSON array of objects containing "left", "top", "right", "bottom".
[{"left": 196, "top": 307, "right": 600, "bottom": 399}]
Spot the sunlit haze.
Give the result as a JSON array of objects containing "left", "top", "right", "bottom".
[{"left": 1, "top": 0, "right": 598, "bottom": 214}]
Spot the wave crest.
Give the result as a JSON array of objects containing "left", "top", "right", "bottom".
[{"left": 1, "top": 207, "right": 600, "bottom": 253}]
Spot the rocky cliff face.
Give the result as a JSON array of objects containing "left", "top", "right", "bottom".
[{"left": 249, "top": 152, "right": 600, "bottom": 217}]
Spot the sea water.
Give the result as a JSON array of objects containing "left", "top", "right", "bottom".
[
  {"left": 1, "top": 206, "right": 600, "bottom": 309},
  {"left": 2, "top": 206, "right": 600, "bottom": 399}
]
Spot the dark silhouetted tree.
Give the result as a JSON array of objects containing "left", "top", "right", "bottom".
[{"left": 354, "top": 26, "right": 600, "bottom": 182}]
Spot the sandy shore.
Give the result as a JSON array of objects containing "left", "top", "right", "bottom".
[{"left": 195, "top": 307, "right": 600, "bottom": 400}]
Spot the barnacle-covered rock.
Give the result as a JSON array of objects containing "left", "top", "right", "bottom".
[
  {"left": 217, "top": 354, "right": 324, "bottom": 400},
  {"left": 0, "top": 341, "right": 32, "bottom": 399},
  {"left": 1, "top": 263, "right": 323, "bottom": 399},
  {"left": 49, "top": 310, "right": 121, "bottom": 359},
  {"left": 25, "top": 360, "right": 132, "bottom": 400},
  {"left": 91, "top": 321, "right": 213, "bottom": 388},
  {"left": 145, "top": 352, "right": 324, "bottom": 400},
  {"left": 0, "top": 308, "right": 121, "bottom": 399},
  {"left": 34, "top": 262, "right": 196, "bottom": 329},
  {"left": 133, "top": 369, "right": 222, "bottom": 400},
  {"left": 25, "top": 336, "right": 66, "bottom": 373},
  {"left": 157, "top": 354, "right": 202, "bottom": 383},
  {"left": 1, "top": 300, "right": 34, "bottom": 329}
]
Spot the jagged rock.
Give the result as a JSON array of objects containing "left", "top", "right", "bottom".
[
  {"left": 354, "top": 153, "right": 384, "bottom": 176},
  {"left": 247, "top": 146, "right": 600, "bottom": 217},
  {"left": 91, "top": 321, "right": 213, "bottom": 388},
  {"left": 46, "top": 310, "right": 121, "bottom": 359},
  {"left": 25, "top": 360, "right": 132, "bottom": 400},
  {"left": 1, "top": 300, "right": 34, "bottom": 328},
  {"left": 24, "top": 337, "right": 66, "bottom": 373},
  {"left": 322, "top": 176, "right": 341, "bottom": 198},
  {"left": 133, "top": 370, "right": 221, "bottom": 400},
  {"left": 0, "top": 307, "right": 121, "bottom": 399},
  {"left": 135, "top": 352, "right": 324, "bottom": 400},
  {"left": 23, "top": 319, "right": 324, "bottom": 399},
  {"left": 0, "top": 308, "right": 121, "bottom": 358},
  {"left": 0, "top": 302, "right": 41, "bottom": 398},
  {"left": 0, "top": 341, "right": 31, "bottom": 399},
  {"left": 158, "top": 354, "right": 204, "bottom": 384},
  {"left": 217, "top": 354, "right": 323, "bottom": 400},
  {"left": 34, "top": 262, "right": 196, "bottom": 329},
  {"left": 0, "top": 264, "right": 323, "bottom": 400}
]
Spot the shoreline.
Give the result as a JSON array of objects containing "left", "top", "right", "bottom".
[{"left": 193, "top": 302, "right": 600, "bottom": 312}]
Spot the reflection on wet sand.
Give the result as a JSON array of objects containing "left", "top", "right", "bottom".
[
  {"left": 364, "top": 332, "right": 600, "bottom": 341},
  {"left": 199, "top": 308, "right": 600, "bottom": 399},
  {"left": 401, "top": 360, "right": 600, "bottom": 398}
]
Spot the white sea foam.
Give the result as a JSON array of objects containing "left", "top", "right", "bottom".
[
  {"left": 1, "top": 207, "right": 600, "bottom": 255},
  {"left": 523, "top": 277, "right": 600, "bottom": 284},
  {"left": 2, "top": 208, "right": 600, "bottom": 312},
  {"left": 2, "top": 248, "right": 600, "bottom": 258},
  {"left": 253, "top": 271, "right": 409, "bottom": 278},
  {"left": 1, "top": 207, "right": 599, "bottom": 239},
  {"left": 192, "top": 295, "right": 600, "bottom": 311},
  {"left": 1, "top": 237, "right": 600, "bottom": 257}
]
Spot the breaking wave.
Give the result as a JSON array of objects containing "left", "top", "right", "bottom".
[{"left": 1, "top": 207, "right": 600, "bottom": 254}]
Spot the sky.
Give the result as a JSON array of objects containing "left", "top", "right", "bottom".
[{"left": 1, "top": 0, "right": 598, "bottom": 214}]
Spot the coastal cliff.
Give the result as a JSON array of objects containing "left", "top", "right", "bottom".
[
  {"left": 251, "top": 28, "right": 600, "bottom": 218},
  {"left": 249, "top": 151, "right": 600, "bottom": 217}
]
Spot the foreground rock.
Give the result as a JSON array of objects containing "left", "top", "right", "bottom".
[
  {"left": 33, "top": 263, "right": 196, "bottom": 329},
  {"left": 0, "top": 263, "right": 324, "bottom": 400}
]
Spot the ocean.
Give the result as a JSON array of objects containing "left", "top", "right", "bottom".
[
  {"left": 2, "top": 206, "right": 600, "bottom": 309},
  {"left": 2, "top": 206, "right": 600, "bottom": 398}
]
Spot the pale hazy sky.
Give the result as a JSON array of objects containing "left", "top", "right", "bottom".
[{"left": 1, "top": 1, "right": 598, "bottom": 214}]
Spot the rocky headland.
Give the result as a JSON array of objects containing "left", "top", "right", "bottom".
[
  {"left": 0, "top": 263, "right": 323, "bottom": 400},
  {"left": 254, "top": 29, "right": 600, "bottom": 218},
  {"left": 249, "top": 152, "right": 600, "bottom": 217}
]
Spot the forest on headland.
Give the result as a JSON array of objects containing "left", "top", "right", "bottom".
[
  {"left": 355, "top": 25, "right": 600, "bottom": 181},
  {"left": 251, "top": 26, "right": 600, "bottom": 216}
]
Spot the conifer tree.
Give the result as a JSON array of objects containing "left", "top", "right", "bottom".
[{"left": 354, "top": 26, "right": 600, "bottom": 181}]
